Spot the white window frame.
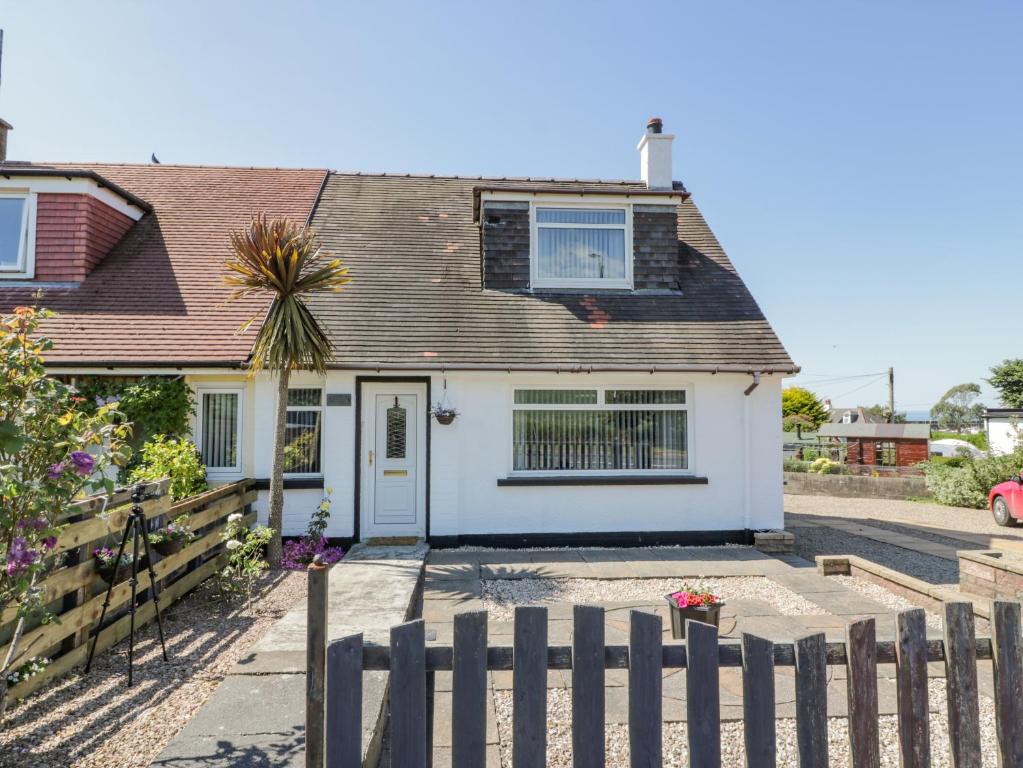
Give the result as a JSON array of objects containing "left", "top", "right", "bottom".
[
  {"left": 529, "top": 200, "right": 633, "bottom": 290},
  {"left": 509, "top": 386, "right": 691, "bottom": 476},
  {"left": 283, "top": 387, "right": 324, "bottom": 478},
  {"left": 196, "top": 386, "right": 244, "bottom": 475},
  {"left": 0, "top": 190, "right": 37, "bottom": 279}
]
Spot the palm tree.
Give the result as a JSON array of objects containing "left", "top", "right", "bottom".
[{"left": 224, "top": 215, "right": 350, "bottom": 566}]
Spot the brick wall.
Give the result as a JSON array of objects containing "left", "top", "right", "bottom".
[
  {"left": 846, "top": 437, "right": 929, "bottom": 468},
  {"left": 632, "top": 205, "right": 680, "bottom": 290},
  {"left": 34, "top": 193, "right": 134, "bottom": 282}
]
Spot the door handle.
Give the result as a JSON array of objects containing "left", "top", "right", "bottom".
[{"left": 368, "top": 450, "right": 374, "bottom": 466}]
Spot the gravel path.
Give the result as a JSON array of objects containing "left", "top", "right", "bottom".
[
  {"left": 481, "top": 577, "right": 821, "bottom": 622},
  {"left": 792, "top": 525, "right": 959, "bottom": 585},
  {"left": 833, "top": 575, "right": 945, "bottom": 631},
  {"left": 785, "top": 493, "right": 1019, "bottom": 541},
  {"left": 492, "top": 679, "right": 997, "bottom": 767},
  {"left": 0, "top": 570, "right": 307, "bottom": 768}
]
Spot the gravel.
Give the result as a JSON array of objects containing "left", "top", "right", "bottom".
[
  {"left": 786, "top": 493, "right": 1021, "bottom": 542},
  {"left": 792, "top": 525, "right": 959, "bottom": 585},
  {"left": 481, "top": 577, "right": 821, "bottom": 622},
  {"left": 0, "top": 570, "right": 307, "bottom": 768},
  {"left": 492, "top": 679, "right": 998, "bottom": 767},
  {"left": 833, "top": 575, "right": 945, "bottom": 631}
]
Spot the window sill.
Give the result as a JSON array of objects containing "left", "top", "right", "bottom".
[
  {"left": 252, "top": 477, "right": 325, "bottom": 491},
  {"left": 497, "top": 475, "right": 708, "bottom": 487}
]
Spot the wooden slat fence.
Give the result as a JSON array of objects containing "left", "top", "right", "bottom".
[
  {"left": 321, "top": 600, "right": 1021, "bottom": 768},
  {"left": 2, "top": 479, "right": 256, "bottom": 699}
]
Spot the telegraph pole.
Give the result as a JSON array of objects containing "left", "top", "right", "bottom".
[{"left": 888, "top": 367, "right": 895, "bottom": 423}]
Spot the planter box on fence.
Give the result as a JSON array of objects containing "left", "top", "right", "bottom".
[
  {"left": 784, "top": 471, "right": 928, "bottom": 500},
  {"left": 0, "top": 479, "right": 257, "bottom": 700}
]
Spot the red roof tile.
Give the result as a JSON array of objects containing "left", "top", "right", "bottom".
[{"left": 0, "top": 163, "right": 327, "bottom": 365}]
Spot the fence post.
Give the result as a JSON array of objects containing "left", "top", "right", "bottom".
[
  {"left": 895, "top": 609, "right": 930, "bottom": 768},
  {"left": 741, "top": 633, "right": 776, "bottom": 768},
  {"left": 572, "top": 605, "right": 605, "bottom": 767},
  {"left": 991, "top": 600, "right": 1023, "bottom": 767},
  {"left": 391, "top": 619, "right": 428, "bottom": 768},
  {"left": 794, "top": 633, "right": 828, "bottom": 768},
  {"left": 513, "top": 606, "right": 548, "bottom": 768},
  {"left": 845, "top": 618, "right": 880, "bottom": 768},
  {"left": 326, "top": 634, "right": 363, "bottom": 768},
  {"left": 629, "top": 610, "right": 662, "bottom": 768},
  {"left": 686, "top": 620, "right": 721, "bottom": 768},
  {"left": 307, "top": 561, "right": 329, "bottom": 768},
  {"left": 452, "top": 611, "right": 488, "bottom": 768},
  {"left": 943, "top": 602, "right": 981, "bottom": 768}
]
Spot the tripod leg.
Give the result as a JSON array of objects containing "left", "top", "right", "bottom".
[
  {"left": 127, "top": 518, "right": 141, "bottom": 687},
  {"left": 85, "top": 515, "right": 133, "bottom": 674},
  {"left": 139, "top": 520, "right": 169, "bottom": 662}
]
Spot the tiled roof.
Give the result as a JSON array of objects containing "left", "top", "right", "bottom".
[
  {"left": 0, "top": 163, "right": 327, "bottom": 365},
  {"left": 818, "top": 423, "right": 930, "bottom": 439},
  {"left": 307, "top": 173, "right": 796, "bottom": 372}
]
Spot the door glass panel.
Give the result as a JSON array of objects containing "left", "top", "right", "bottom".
[{"left": 386, "top": 405, "right": 407, "bottom": 459}]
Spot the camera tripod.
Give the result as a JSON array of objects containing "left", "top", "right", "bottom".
[{"left": 84, "top": 482, "right": 169, "bottom": 686}]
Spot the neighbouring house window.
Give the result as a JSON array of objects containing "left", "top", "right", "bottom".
[
  {"left": 198, "top": 389, "right": 242, "bottom": 473},
  {"left": 0, "top": 192, "right": 35, "bottom": 278},
  {"left": 512, "top": 388, "right": 688, "bottom": 472},
  {"left": 875, "top": 441, "right": 897, "bottom": 467},
  {"left": 532, "top": 206, "right": 631, "bottom": 288},
  {"left": 284, "top": 388, "right": 323, "bottom": 474}
]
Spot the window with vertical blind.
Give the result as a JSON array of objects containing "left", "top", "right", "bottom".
[
  {"left": 531, "top": 205, "right": 632, "bottom": 289},
  {"left": 198, "top": 389, "right": 242, "bottom": 472},
  {"left": 512, "top": 388, "right": 689, "bottom": 473},
  {"left": 284, "top": 388, "right": 323, "bottom": 475}
]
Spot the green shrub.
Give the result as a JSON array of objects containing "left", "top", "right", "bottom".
[
  {"left": 923, "top": 450, "right": 1023, "bottom": 509},
  {"left": 129, "top": 436, "right": 208, "bottom": 501},
  {"left": 783, "top": 458, "right": 812, "bottom": 473},
  {"left": 809, "top": 457, "right": 843, "bottom": 475},
  {"left": 928, "top": 455, "right": 968, "bottom": 468}
]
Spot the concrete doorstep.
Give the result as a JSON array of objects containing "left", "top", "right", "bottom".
[{"left": 152, "top": 543, "right": 427, "bottom": 768}]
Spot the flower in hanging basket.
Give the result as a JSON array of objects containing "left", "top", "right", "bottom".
[
  {"left": 431, "top": 404, "right": 458, "bottom": 425},
  {"left": 149, "top": 515, "right": 197, "bottom": 556},
  {"left": 92, "top": 546, "right": 135, "bottom": 583}
]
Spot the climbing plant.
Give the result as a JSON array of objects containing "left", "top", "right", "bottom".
[{"left": 73, "top": 376, "right": 194, "bottom": 454}]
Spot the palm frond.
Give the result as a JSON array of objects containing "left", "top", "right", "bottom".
[{"left": 223, "top": 214, "right": 350, "bottom": 375}]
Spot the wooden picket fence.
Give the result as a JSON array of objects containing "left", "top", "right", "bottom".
[
  {"left": 1, "top": 478, "right": 257, "bottom": 699},
  {"left": 321, "top": 600, "right": 1023, "bottom": 768}
]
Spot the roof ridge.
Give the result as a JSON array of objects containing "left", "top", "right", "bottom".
[
  {"left": 328, "top": 170, "right": 649, "bottom": 184},
  {"left": 17, "top": 161, "right": 330, "bottom": 172}
]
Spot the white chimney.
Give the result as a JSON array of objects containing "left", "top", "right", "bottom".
[{"left": 636, "top": 117, "right": 674, "bottom": 190}]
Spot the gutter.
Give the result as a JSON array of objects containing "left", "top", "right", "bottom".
[{"left": 0, "top": 166, "right": 152, "bottom": 212}]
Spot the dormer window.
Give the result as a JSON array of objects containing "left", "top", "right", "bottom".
[
  {"left": 531, "top": 204, "right": 632, "bottom": 289},
  {"left": 0, "top": 192, "right": 36, "bottom": 278}
]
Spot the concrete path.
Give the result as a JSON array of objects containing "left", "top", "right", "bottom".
[{"left": 153, "top": 543, "right": 426, "bottom": 768}]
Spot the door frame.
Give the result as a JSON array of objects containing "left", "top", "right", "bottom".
[{"left": 354, "top": 376, "right": 431, "bottom": 541}]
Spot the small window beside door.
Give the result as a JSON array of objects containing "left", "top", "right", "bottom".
[
  {"left": 198, "top": 389, "right": 243, "bottom": 473},
  {"left": 285, "top": 388, "right": 323, "bottom": 475}
]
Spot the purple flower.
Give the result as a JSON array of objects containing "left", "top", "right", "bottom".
[
  {"left": 17, "top": 518, "right": 47, "bottom": 531},
  {"left": 94, "top": 395, "right": 105, "bottom": 407},
  {"left": 69, "top": 451, "right": 95, "bottom": 477},
  {"left": 5, "top": 537, "right": 39, "bottom": 576},
  {"left": 47, "top": 463, "right": 66, "bottom": 480},
  {"left": 41, "top": 536, "right": 57, "bottom": 551}
]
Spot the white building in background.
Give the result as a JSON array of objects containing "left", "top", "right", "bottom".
[{"left": 985, "top": 409, "right": 1023, "bottom": 456}]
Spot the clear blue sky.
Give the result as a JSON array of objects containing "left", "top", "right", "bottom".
[{"left": 2, "top": 1, "right": 1019, "bottom": 412}]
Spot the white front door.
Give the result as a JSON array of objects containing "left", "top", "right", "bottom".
[{"left": 360, "top": 383, "right": 427, "bottom": 539}]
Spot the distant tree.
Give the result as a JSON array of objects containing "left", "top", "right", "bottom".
[
  {"left": 989, "top": 359, "right": 1023, "bottom": 408},
  {"left": 931, "top": 383, "right": 984, "bottom": 433},
  {"left": 782, "top": 387, "right": 828, "bottom": 431},
  {"left": 864, "top": 404, "right": 907, "bottom": 423}
]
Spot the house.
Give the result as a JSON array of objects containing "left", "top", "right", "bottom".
[
  {"left": 0, "top": 118, "right": 797, "bottom": 546},
  {"left": 984, "top": 409, "right": 1023, "bottom": 455},
  {"left": 823, "top": 403, "right": 885, "bottom": 425},
  {"left": 816, "top": 422, "right": 930, "bottom": 469}
]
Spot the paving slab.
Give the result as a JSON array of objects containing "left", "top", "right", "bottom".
[{"left": 157, "top": 543, "right": 426, "bottom": 768}]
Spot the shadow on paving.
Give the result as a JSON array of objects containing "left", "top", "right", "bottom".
[
  {"left": 150, "top": 726, "right": 304, "bottom": 768},
  {"left": 0, "top": 571, "right": 290, "bottom": 768}
]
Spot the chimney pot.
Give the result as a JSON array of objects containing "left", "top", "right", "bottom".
[{"left": 636, "top": 118, "right": 674, "bottom": 190}]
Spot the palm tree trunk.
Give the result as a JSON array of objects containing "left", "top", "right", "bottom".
[{"left": 267, "top": 368, "right": 290, "bottom": 568}]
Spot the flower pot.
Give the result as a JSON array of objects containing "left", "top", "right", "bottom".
[
  {"left": 153, "top": 539, "right": 184, "bottom": 557},
  {"left": 98, "top": 562, "right": 136, "bottom": 586},
  {"left": 664, "top": 594, "right": 724, "bottom": 639},
  {"left": 434, "top": 412, "right": 456, "bottom": 425}
]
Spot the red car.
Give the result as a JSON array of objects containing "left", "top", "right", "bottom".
[{"left": 991, "top": 475, "right": 1023, "bottom": 526}]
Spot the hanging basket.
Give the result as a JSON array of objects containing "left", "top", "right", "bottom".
[{"left": 434, "top": 410, "right": 457, "bottom": 425}]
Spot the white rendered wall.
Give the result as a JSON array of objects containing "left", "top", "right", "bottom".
[
  {"left": 200, "top": 369, "right": 783, "bottom": 538},
  {"left": 988, "top": 418, "right": 1022, "bottom": 456}
]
